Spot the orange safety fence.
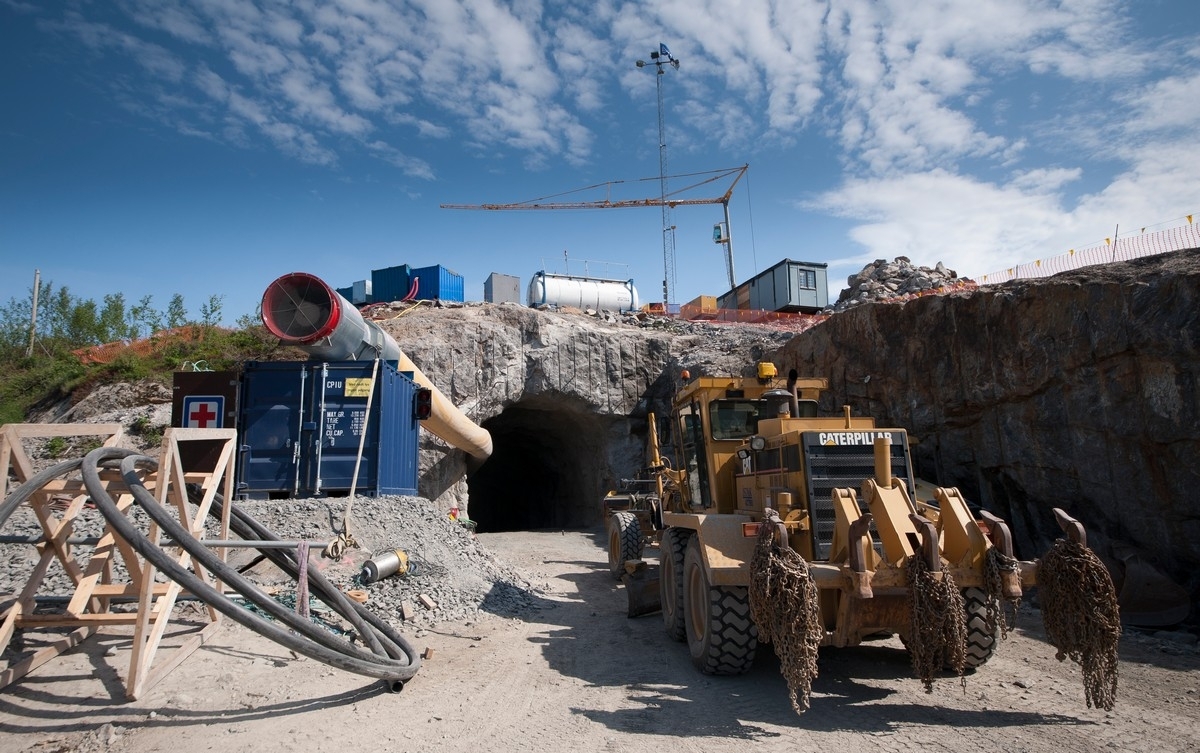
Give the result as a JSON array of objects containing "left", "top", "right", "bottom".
[
  {"left": 71, "top": 325, "right": 227, "bottom": 365},
  {"left": 676, "top": 279, "right": 979, "bottom": 329},
  {"left": 977, "top": 217, "right": 1199, "bottom": 285}
]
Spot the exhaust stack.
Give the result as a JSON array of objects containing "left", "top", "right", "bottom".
[{"left": 261, "top": 272, "right": 493, "bottom": 463}]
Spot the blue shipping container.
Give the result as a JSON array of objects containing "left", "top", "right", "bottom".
[
  {"left": 371, "top": 264, "right": 413, "bottom": 303},
  {"left": 237, "top": 360, "right": 419, "bottom": 497},
  {"left": 410, "top": 264, "right": 464, "bottom": 302}
]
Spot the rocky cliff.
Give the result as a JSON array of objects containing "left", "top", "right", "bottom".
[{"left": 776, "top": 248, "right": 1200, "bottom": 602}]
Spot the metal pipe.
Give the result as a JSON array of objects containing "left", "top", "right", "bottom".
[
  {"left": 0, "top": 535, "right": 329, "bottom": 548},
  {"left": 786, "top": 369, "right": 800, "bottom": 419},
  {"left": 261, "top": 272, "right": 493, "bottom": 463},
  {"left": 874, "top": 436, "right": 892, "bottom": 487},
  {"left": 293, "top": 366, "right": 306, "bottom": 495}
]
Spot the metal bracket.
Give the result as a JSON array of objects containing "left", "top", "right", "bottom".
[
  {"left": 1053, "top": 508, "right": 1087, "bottom": 547},
  {"left": 909, "top": 514, "right": 942, "bottom": 572}
]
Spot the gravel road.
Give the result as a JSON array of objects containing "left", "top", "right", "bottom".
[{"left": 2, "top": 527, "right": 1200, "bottom": 753}]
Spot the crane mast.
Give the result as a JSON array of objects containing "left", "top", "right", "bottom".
[{"left": 651, "top": 47, "right": 677, "bottom": 308}]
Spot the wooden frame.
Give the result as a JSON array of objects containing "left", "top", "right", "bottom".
[{"left": 0, "top": 424, "right": 237, "bottom": 700}]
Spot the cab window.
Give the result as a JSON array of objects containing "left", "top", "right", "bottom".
[{"left": 709, "top": 399, "right": 760, "bottom": 440}]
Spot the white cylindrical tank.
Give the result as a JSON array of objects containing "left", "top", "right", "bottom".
[{"left": 527, "top": 272, "right": 640, "bottom": 312}]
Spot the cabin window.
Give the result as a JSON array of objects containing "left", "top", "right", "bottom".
[{"left": 709, "top": 399, "right": 761, "bottom": 440}]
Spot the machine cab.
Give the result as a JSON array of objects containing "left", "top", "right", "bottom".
[{"left": 671, "top": 366, "right": 827, "bottom": 514}]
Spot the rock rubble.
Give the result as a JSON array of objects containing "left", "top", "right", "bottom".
[
  {"left": 831, "top": 256, "right": 968, "bottom": 312},
  {"left": 230, "top": 495, "right": 546, "bottom": 628}
]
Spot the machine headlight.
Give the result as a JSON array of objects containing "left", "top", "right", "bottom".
[{"left": 749, "top": 435, "right": 766, "bottom": 451}]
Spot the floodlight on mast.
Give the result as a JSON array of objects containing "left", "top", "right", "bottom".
[{"left": 634, "top": 43, "right": 680, "bottom": 307}]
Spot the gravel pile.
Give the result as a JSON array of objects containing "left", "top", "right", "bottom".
[{"left": 227, "top": 494, "right": 547, "bottom": 628}]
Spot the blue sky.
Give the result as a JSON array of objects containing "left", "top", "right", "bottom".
[{"left": 2, "top": 0, "right": 1198, "bottom": 323}]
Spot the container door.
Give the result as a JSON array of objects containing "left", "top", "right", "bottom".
[
  {"left": 306, "top": 363, "right": 380, "bottom": 494},
  {"left": 238, "top": 363, "right": 307, "bottom": 495}
]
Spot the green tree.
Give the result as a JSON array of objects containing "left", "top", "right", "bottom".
[
  {"left": 0, "top": 288, "right": 33, "bottom": 351},
  {"left": 67, "top": 298, "right": 101, "bottom": 344},
  {"left": 129, "top": 294, "right": 164, "bottom": 338},
  {"left": 98, "top": 293, "right": 130, "bottom": 342},
  {"left": 165, "top": 294, "right": 187, "bottom": 329},
  {"left": 199, "top": 294, "right": 225, "bottom": 326},
  {"left": 45, "top": 285, "right": 76, "bottom": 341}
]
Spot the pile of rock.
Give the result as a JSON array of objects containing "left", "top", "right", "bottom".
[
  {"left": 831, "top": 257, "right": 968, "bottom": 312},
  {"left": 236, "top": 495, "right": 547, "bottom": 628}
]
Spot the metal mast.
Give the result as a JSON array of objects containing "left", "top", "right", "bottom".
[{"left": 637, "top": 44, "right": 680, "bottom": 308}]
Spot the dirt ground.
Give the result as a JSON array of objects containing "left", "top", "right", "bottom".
[{"left": 2, "top": 528, "right": 1199, "bottom": 753}]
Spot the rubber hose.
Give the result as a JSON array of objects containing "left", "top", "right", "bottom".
[
  {"left": 0, "top": 456, "right": 122, "bottom": 528},
  {"left": 186, "top": 482, "right": 415, "bottom": 662},
  {"left": 111, "top": 452, "right": 395, "bottom": 661},
  {"left": 76, "top": 447, "right": 420, "bottom": 682},
  {"left": 197, "top": 487, "right": 417, "bottom": 663}
]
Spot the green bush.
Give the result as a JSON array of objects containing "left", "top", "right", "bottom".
[{"left": 45, "top": 436, "right": 68, "bottom": 458}]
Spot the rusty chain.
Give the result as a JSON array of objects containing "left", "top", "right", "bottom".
[
  {"left": 907, "top": 554, "right": 967, "bottom": 692},
  {"left": 1038, "top": 538, "right": 1121, "bottom": 710},
  {"left": 984, "top": 546, "right": 1021, "bottom": 640},
  {"left": 748, "top": 510, "right": 823, "bottom": 714}
]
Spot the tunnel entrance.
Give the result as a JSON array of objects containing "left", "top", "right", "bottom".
[{"left": 466, "top": 395, "right": 616, "bottom": 533}]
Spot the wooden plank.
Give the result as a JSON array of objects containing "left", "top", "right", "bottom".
[
  {"left": 0, "top": 423, "right": 123, "bottom": 438},
  {"left": 67, "top": 530, "right": 120, "bottom": 616},
  {"left": 0, "top": 626, "right": 95, "bottom": 690},
  {"left": 1, "top": 425, "right": 35, "bottom": 492},
  {"left": 127, "top": 619, "right": 222, "bottom": 701},
  {"left": 129, "top": 555, "right": 168, "bottom": 694},
  {"left": 33, "top": 498, "right": 88, "bottom": 585},
  {"left": 15, "top": 613, "right": 141, "bottom": 627},
  {"left": 0, "top": 428, "right": 14, "bottom": 499},
  {"left": 0, "top": 599, "right": 25, "bottom": 654}
]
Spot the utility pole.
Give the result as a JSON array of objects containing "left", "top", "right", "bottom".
[
  {"left": 26, "top": 269, "right": 39, "bottom": 358},
  {"left": 636, "top": 43, "right": 680, "bottom": 309}
]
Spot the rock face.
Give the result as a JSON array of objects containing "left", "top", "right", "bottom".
[
  {"left": 377, "top": 303, "right": 793, "bottom": 532},
  {"left": 777, "top": 249, "right": 1200, "bottom": 602},
  {"left": 833, "top": 256, "right": 967, "bottom": 312}
]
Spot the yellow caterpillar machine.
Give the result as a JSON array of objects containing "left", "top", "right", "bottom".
[{"left": 608, "top": 363, "right": 1120, "bottom": 712}]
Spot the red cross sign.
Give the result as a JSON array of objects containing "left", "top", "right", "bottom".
[{"left": 183, "top": 396, "right": 224, "bottom": 428}]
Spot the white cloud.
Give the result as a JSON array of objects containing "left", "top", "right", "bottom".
[
  {"left": 1119, "top": 69, "right": 1200, "bottom": 135},
  {"left": 27, "top": 0, "right": 1200, "bottom": 258},
  {"left": 810, "top": 168, "right": 1083, "bottom": 276}
]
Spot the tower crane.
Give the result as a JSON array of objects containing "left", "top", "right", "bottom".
[{"left": 440, "top": 164, "right": 748, "bottom": 296}]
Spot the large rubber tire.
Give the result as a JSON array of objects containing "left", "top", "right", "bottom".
[
  {"left": 607, "top": 511, "right": 644, "bottom": 580},
  {"left": 963, "top": 586, "right": 997, "bottom": 668},
  {"left": 683, "top": 535, "right": 758, "bottom": 675},
  {"left": 660, "top": 527, "right": 691, "bottom": 642}
]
